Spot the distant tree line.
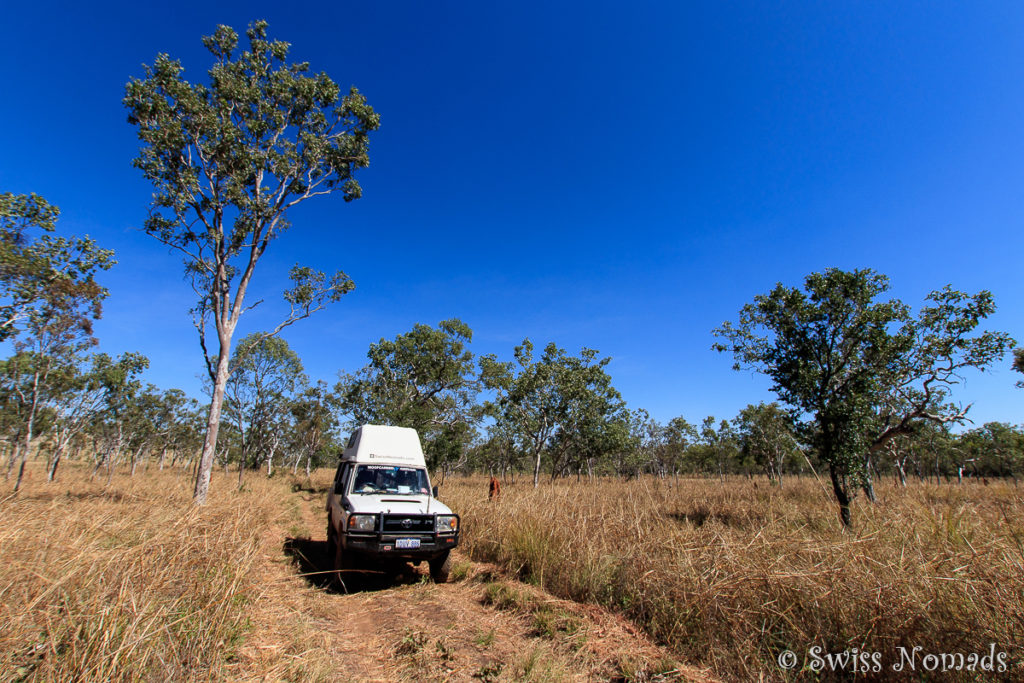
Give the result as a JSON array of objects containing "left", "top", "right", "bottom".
[
  {"left": 3, "top": 25, "right": 1023, "bottom": 531},
  {"left": 4, "top": 190, "right": 1023, "bottom": 531}
]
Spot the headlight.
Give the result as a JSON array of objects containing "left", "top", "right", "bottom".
[
  {"left": 348, "top": 514, "right": 376, "bottom": 532},
  {"left": 436, "top": 515, "right": 458, "bottom": 533}
]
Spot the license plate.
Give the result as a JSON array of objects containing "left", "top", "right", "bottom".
[{"left": 396, "top": 538, "right": 420, "bottom": 549}]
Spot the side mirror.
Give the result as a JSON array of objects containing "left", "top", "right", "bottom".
[{"left": 432, "top": 485, "right": 439, "bottom": 498}]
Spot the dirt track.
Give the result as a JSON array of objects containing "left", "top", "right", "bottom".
[{"left": 238, "top": 483, "right": 716, "bottom": 682}]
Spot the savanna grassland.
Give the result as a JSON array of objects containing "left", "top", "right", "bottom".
[
  {"left": 0, "top": 465, "right": 279, "bottom": 681},
  {"left": 0, "top": 465, "right": 705, "bottom": 683},
  {"left": 2, "top": 464, "right": 1022, "bottom": 682},
  {"left": 445, "top": 474, "right": 1024, "bottom": 681}
]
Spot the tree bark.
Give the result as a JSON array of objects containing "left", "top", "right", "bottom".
[
  {"left": 862, "top": 456, "right": 877, "bottom": 502},
  {"left": 106, "top": 423, "right": 123, "bottom": 486},
  {"left": 7, "top": 441, "right": 22, "bottom": 480},
  {"left": 130, "top": 444, "right": 145, "bottom": 477},
  {"left": 48, "top": 451, "right": 61, "bottom": 482},
  {"left": 194, "top": 340, "right": 231, "bottom": 505},
  {"left": 895, "top": 458, "right": 907, "bottom": 487},
  {"left": 14, "top": 373, "right": 41, "bottom": 493},
  {"left": 829, "top": 463, "right": 853, "bottom": 528}
]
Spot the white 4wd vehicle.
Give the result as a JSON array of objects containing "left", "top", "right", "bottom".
[{"left": 326, "top": 425, "right": 460, "bottom": 584}]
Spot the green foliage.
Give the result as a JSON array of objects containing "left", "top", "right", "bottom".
[
  {"left": 124, "top": 20, "right": 378, "bottom": 503},
  {"left": 336, "top": 319, "right": 480, "bottom": 472},
  {"left": 733, "top": 402, "right": 800, "bottom": 482},
  {"left": 481, "top": 340, "right": 627, "bottom": 485},
  {"left": 713, "top": 268, "right": 1014, "bottom": 525},
  {"left": 288, "top": 380, "right": 339, "bottom": 474},
  {"left": 123, "top": 20, "right": 373, "bottom": 321},
  {"left": 960, "top": 422, "right": 1024, "bottom": 479},
  {"left": 1, "top": 192, "right": 115, "bottom": 344},
  {"left": 0, "top": 191, "right": 119, "bottom": 489},
  {"left": 224, "top": 333, "right": 304, "bottom": 470}
]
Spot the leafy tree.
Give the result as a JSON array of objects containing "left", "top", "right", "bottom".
[
  {"left": 122, "top": 384, "right": 163, "bottom": 476},
  {"left": 88, "top": 353, "right": 150, "bottom": 480},
  {"left": 475, "top": 419, "right": 526, "bottom": 481},
  {"left": 481, "top": 341, "right": 623, "bottom": 487},
  {"left": 662, "top": 416, "right": 698, "bottom": 477},
  {"left": 733, "top": 403, "right": 800, "bottom": 485},
  {"left": 124, "top": 20, "right": 379, "bottom": 504},
  {"left": 336, "top": 319, "right": 480, "bottom": 473},
  {"left": 0, "top": 193, "right": 116, "bottom": 491},
  {"left": 4, "top": 193, "right": 98, "bottom": 339},
  {"left": 1014, "top": 349, "right": 1024, "bottom": 388},
  {"left": 44, "top": 352, "right": 148, "bottom": 481},
  {"left": 1, "top": 193, "right": 114, "bottom": 340},
  {"left": 548, "top": 390, "right": 629, "bottom": 480},
  {"left": 694, "top": 416, "right": 739, "bottom": 480},
  {"left": 961, "top": 422, "right": 1024, "bottom": 481},
  {"left": 620, "top": 409, "right": 660, "bottom": 478},
  {"left": 713, "top": 268, "right": 1013, "bottom": 526},
  {"left": 288, "top": 380, "right": 338, "bottom": 477},
  {"left": 224, "top": 333, "right": 304, "bottom": 485},
  {"left": 149, "top": 388, "right": 202, "bottom": 470},
  {"left": 544, "top": 352, "right": 628, "bottom": 480}
]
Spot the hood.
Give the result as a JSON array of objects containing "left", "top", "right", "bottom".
[{"left": 347, "top": 494, "right": 454, "bottom": 516}]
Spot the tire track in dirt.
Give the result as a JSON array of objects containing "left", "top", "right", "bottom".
[{"left": 238, "top": 482, "right": 717, "bottom": 682}]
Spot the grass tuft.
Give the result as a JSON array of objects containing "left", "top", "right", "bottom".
[
  {"left": 0, "top": 465, "right": 282, "bottom": 681},
  {"left": 447, "top": 474, "right": 1024, "bottom": 679}
]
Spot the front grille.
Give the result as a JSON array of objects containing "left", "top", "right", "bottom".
[{"left": 381, "top": 514, "right": 433, "bottom": 534}]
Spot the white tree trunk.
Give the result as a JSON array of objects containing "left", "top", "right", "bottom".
[{"left": 194, "top": 338, "right": 232, "bottom": 505}]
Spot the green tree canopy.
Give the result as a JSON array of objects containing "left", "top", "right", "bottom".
[
  {"left": 1, "top": 192, "right": 116, "bottom": 491},
  {"left": 481, "top": 340, "right": 625, "bottom": 487},
  {"left": 733, "top": 402, "right": 800, "bottom": 484},
  {"left": 124, "top": 20, "right": 379, "bottom": 504},
  {"left": 224, "top": 333, "right": 304, "bottom": 482},
  {"left": 713, "top": 268, "right": 1013, "bottom": 526},
  {"left": 1, "top": 192, "right": 114, "bottom": 342},
  {"left": 336, "top": 319, "right": 480, "bottom": 472}
]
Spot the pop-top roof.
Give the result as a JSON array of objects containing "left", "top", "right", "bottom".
[{"left": 340, "top": 425, "right": 426, "bottom": 467}]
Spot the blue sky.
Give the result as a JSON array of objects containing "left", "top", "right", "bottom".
[{"left": 2, "top": 1, "right": 1022, "bottom": 427}]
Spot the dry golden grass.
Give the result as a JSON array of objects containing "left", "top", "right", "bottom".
[
  {"left": 443, "top": 474, "right": 1024, "bottom": 680},
  {"left": 0, "top": 464, "right": 289, "bottom": 682},
  {"left": 1, "top": 463, "right": 710, "bottom": 683},
  {"left": 4, "top": 462, "right": 1021, "bottom": 681}
]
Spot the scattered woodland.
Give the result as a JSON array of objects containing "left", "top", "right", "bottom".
[
  {"left": 2, "top": 19, "right": 1024, "bottom": 681},
  {"left": 4, "top": 21, "right": 1022, "bottom": 526}
]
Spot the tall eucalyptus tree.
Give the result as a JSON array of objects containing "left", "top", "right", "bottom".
[{"left": 125, "top": 21, "right": 378, "bottom": 504}]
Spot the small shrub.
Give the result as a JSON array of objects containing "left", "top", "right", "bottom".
[
  {"left": 474, "top": 627, "right": 496, "bottom": 648},
  {"left": 450, "top": 560, "right": 472, "bottom": 582}
]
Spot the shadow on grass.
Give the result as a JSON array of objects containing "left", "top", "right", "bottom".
[
  {"left": 283, "top": 536, "right": 426, "bottom": 595},
  {"left": 15, "top": 490, "right": 131, "bottom": 504},
  {"left": 667, "top": 506, "right": 764, "bottom": 529},
  {"left": 290, "top": 482, "right": 331, "bottom": 495}
]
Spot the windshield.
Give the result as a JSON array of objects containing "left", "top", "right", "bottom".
[{"left": 351, "top": 465, "right": 430, "bottom": 495}]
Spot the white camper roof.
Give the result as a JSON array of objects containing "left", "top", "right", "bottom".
[{"left": 341, "top": 425, "right": 426, "bottom": 467}]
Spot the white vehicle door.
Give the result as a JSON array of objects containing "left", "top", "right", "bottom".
[{"left": 328, "top": 462, "right": 353, "bottom": 531}]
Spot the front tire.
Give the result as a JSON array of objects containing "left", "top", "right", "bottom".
[
  {"left": 429, "top": 550, "right": 452, "bottom": 583},
  {"left": 332, "top": 532, "right": 352, "bottom": 590},
  {"left": 326, "top": 522, "right": 337, "bottom": 563}
]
